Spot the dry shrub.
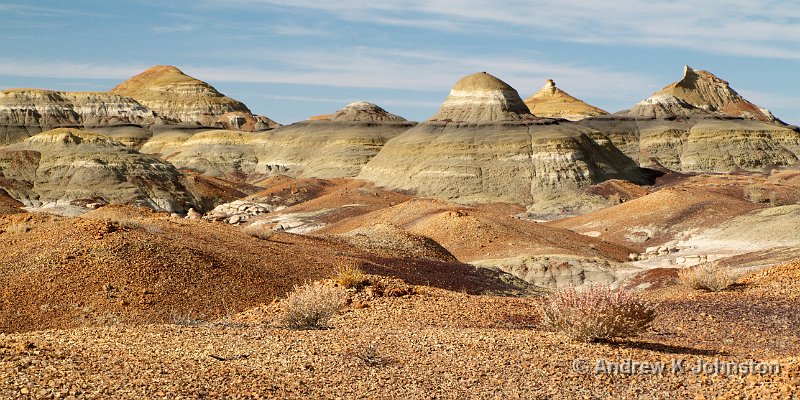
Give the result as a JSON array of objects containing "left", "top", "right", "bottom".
[
  {"left": 678, "top": 263, "right": 737, "bottom": 292},
  {"left": 334, "top": 263, "right": 367, "bottom": 289},
  {"left": 279, "top": 282, "right": 347, "bottom": 330},
  {"left": 352, "top": 344, "right": 389, "bottom": 367},
  {"left": 243, "top": 224, "right": 275, "bottom": 240},
  {"left": 540, "top": 285, "right": 656, "bottom": 343}
]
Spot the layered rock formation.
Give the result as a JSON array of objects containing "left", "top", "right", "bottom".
[
  {"left": 359, "top": 72, "right": 646, "bottom": 210},
  {"left": 580, "top": 66, "right": 800, "bottom": 172},
  {"left": 429, "top": 72, "right": 535, "bottom": 122},
  {"left": 142, "top": 102, "right": 415, "bottom": 180},
  {"left": 524, "top": 80, "right": 608, "bottom": 121},
  {"left": 0, "top": 128, "right": 194, "bottom": 212},
  {"left": 0, "top": 66, "right": 279, "bottom": 147},
  {"left": 0, "top": 89, "right": 156, "bottom": 144},
  {"left": 111, "top": 65, "right": 279, "bottom": 131},
  {"left": 632, "top": 66, "right": 779, "bottom": 123}
]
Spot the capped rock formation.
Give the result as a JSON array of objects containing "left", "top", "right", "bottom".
[
  {"left": 0, "top": 128, "right": 194, "bottom": 212},
  {"left": 629, "top": 65, "right": 779, "bottom": 123},
  {"left": 359, "top": 72, "right": 646, "bottom": 211},
  {"left": 111, "top": 65, "right": 279, "bottom": 131},
  {"left": 0, "top": 89, "right": 156, "bottom": 144},
  {"left": 142, "top": 102, "right": 415, "bottom": 180},
  {"left": 524, "top": 80, "right": 608, "bottom": 121},
  {"left": 429, "top": 72, "right": 535, "bottom": 122}
]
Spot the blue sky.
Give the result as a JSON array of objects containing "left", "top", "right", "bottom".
[{"left": 1, "top": 0, "right": 799, "bottom": 124}]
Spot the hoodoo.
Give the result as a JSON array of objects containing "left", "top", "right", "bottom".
[
  {"left": 524, "top": 79, "right": 608, "bottom": 121},
  {"left": 359, "top": 72, "right": 645, "bottom": 212}
]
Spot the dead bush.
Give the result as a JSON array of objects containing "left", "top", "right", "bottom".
[
  {"left": 540, "top": 285, "right": 656, "bottom": 343},
  {"left": 352, "top": 344, "right": 389, "bottom": 367},
  {"left": 243, "top": 224, "right": 275, "bottom": 240},
  {"left": 678, "top": 263, "right": 738, "bottom": 292},
  {"left": 279, "top": 282, "right": 347, "bottom": 330}
]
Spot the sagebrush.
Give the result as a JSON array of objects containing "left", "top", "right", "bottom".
[
  {"left": 678, "top": 263, "right": 737, "bottom": 292},
  {"left": 540, "top": 285, "right": 656, "bottom": 343},
  {"left": 279, "top": 283, "right": 347, "bottom": 330}
]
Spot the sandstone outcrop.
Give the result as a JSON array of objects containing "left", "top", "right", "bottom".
[
  {"left": 524, "top": 79, "right": 608, "bottom": 121},
  {"left": 0, "top": 128, "right": 194, "bottom": 212},
  {"left": 579, "top": 66, "right": 800, "bottom": 172},
  {"left": 359, "top": 72, "right": 646, "bottom": 210},
  {"left": 144, "top": 102, "right": 415, "bottom": 180},
  {"left": 111, "top": 65, "right": 279, "bottom": 131}
]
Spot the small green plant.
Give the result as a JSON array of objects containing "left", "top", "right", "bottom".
[
  {"left": 279, "top": 282, "right": 347, "bottom": 330},
  {"left": 678, "top": 263, "right": 738, "bottom": 292},
  {"left": 540, "top": 285, "right": 656, "bottom": 343}
]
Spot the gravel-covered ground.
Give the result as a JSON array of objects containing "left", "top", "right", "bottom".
[{"left": 2, "top": 264, "right": 799, "bottom": 399}]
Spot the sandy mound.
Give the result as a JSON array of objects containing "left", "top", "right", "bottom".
[
  {"left": 0, "top": 205, "right": 524, "bottom": 333},
  {"left": 524, "top": 79, "right": 608, "bottom": 121},
  {"left": 337, "top": 222, "right": 457, "bottom": 262}
]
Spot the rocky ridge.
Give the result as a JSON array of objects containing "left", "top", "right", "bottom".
[
  {"left": 628, "top": 65, "right": 779, "bottom": 122},
  {"left": 523, "top": 79, "right": 608, "bottom": 121},
  {"left": 144, "top": 102, "right": 414, "bottom": 180},
  {"left": 0, "top": 89, "right": 157, "bottom": 144}
]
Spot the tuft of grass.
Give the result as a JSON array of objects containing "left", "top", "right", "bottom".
[
  {"left": 334, "top": 263, "right": 368, "bottom": 289},
  {"left": 243, "top": 224, "right": 275, "bottom": 241},
  {"left": 171, "top": 310, "right": 206, "bottom": 327},
  {"left": 279, "top": 282, "right": 347, "bottom": 330},
  {"left": 678, "top": 263, "right": 738, "bottom": 292},
  {"left": 540, "top": 285, "right": 656, "bottom": 343}
]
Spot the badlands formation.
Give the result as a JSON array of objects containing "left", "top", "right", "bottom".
[
  {"left": 360, "top": 72, "right": 646, "bottom": 210},
  {"left": 580, "top": 66, "right": 800, "bottom": 172},
  {"left": 1, "top": 66, "right": 800, "bottom": 398},
  {"left": 142, "top": 101, "right": 415, "bottom": 180},
  {"left": 0, "top": 65, "right": 279, "bottom": 148},
  {"left": 524, "top": 79, "right": 608, "bottom": 120}
]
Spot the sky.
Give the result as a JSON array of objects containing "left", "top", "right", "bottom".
[{"left": 1, "top": 0, "right": 799, "bottom": 125}]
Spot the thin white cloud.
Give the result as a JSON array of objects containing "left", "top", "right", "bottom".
[
  {"left": 222, "top": 0, "right": 800, "bottom": 60},
  {"left": 0, "top": 46, "right": 660, "bottom": 114},
  {"left": 151, "top": 24, "right": 197, "bottom": 34}
]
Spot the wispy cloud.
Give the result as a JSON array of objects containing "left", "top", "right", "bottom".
[
  {"left": 151, "top": 23, "right": 197, "bottom": 34},
  {"left": 219, "top": 0, "right": 800, "bottom": 60},
  {"left": 0, "top": 46, "right": 660, "bottom": 113}
]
